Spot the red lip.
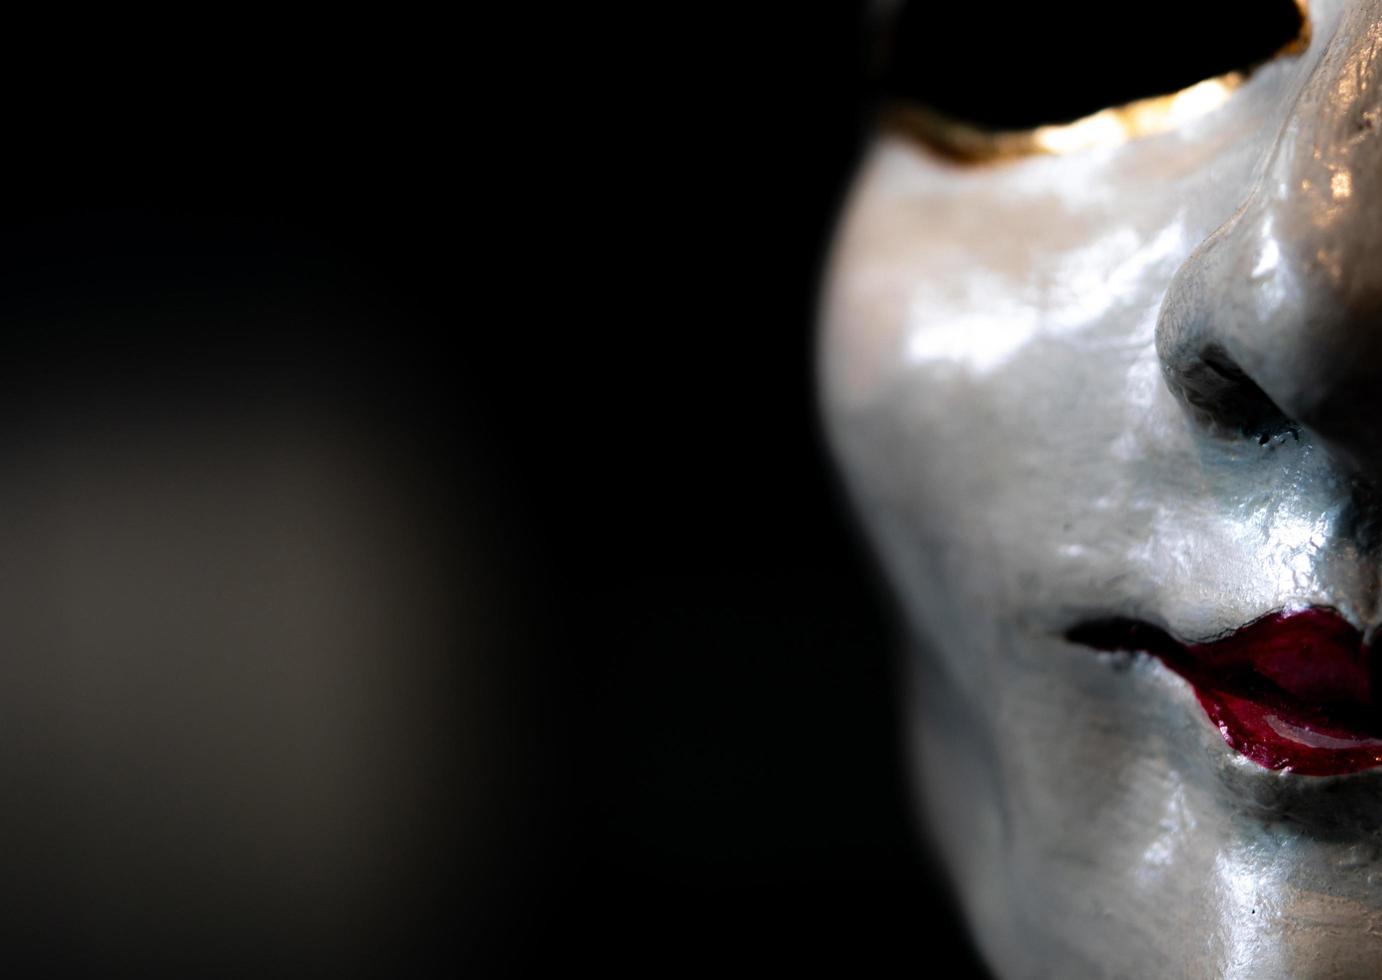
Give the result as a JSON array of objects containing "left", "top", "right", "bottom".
[{"left": 1067, "top": 608, "right": 1382, "bottom": 776}]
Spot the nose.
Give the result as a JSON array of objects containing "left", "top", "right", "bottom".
[{"left": 1157, "top": 6, "right": 1382, "bottom": 473}]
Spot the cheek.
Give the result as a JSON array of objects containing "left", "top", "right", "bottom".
[
  {"left": 823, "top": 226, "right": 1169, "bottom": 629},
  {"left": 822, "top": 132, "right": 1330, "bottom": 642},
  {"left": 817, "top": 196, "right": 918, "bottom": 411}
]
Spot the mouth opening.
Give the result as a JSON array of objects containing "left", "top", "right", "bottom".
[{"left": 1067, "top": 607, "right": 1382, "bottom": 776}]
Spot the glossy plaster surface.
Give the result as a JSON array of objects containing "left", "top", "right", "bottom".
[{"left": 820, "top": 2, "right": 1382, "bottom": 977}]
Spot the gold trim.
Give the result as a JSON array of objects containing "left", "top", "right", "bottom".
[{"left": 887, "top": 2, "right": 1310, "bottom": 163}]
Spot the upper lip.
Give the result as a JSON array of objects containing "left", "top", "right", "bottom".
[{"left": 1067, "top": 607, "right": 1382, "bottom": 775}]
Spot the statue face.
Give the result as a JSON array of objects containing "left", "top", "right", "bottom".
[{"left": 820, "top": 2, "right": 1382, "bottom": 976}]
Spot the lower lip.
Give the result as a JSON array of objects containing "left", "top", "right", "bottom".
[{"left": 1068, "top": 608, "right": 1382, "bottom": 776}]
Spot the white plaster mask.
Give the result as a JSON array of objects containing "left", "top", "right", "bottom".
[{"left": 820, "top": 2, "right": 1382, "bottom": 977}]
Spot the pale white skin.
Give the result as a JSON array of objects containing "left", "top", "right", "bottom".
[{"left": 821, "top": 2, "right": 1382, "bottom": 977}]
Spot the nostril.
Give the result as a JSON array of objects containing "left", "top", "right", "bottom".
[
  {"left": 1166, "top": 343, "right": 1300, "bottom": 445},
  {"left": 1154, "top": 233, "right": 1306, "bottom": 447}
]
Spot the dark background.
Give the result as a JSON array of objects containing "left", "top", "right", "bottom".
[
  {"left": 0, "top": 5, "right": 1001, "bottom": 977},
  {"left": 503, "top": 3, "right": 990, "bottom": 976}
]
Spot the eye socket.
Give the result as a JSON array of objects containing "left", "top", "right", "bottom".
[{"left": 881, "top": 0, "right": 1307, "bottom": 160}]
